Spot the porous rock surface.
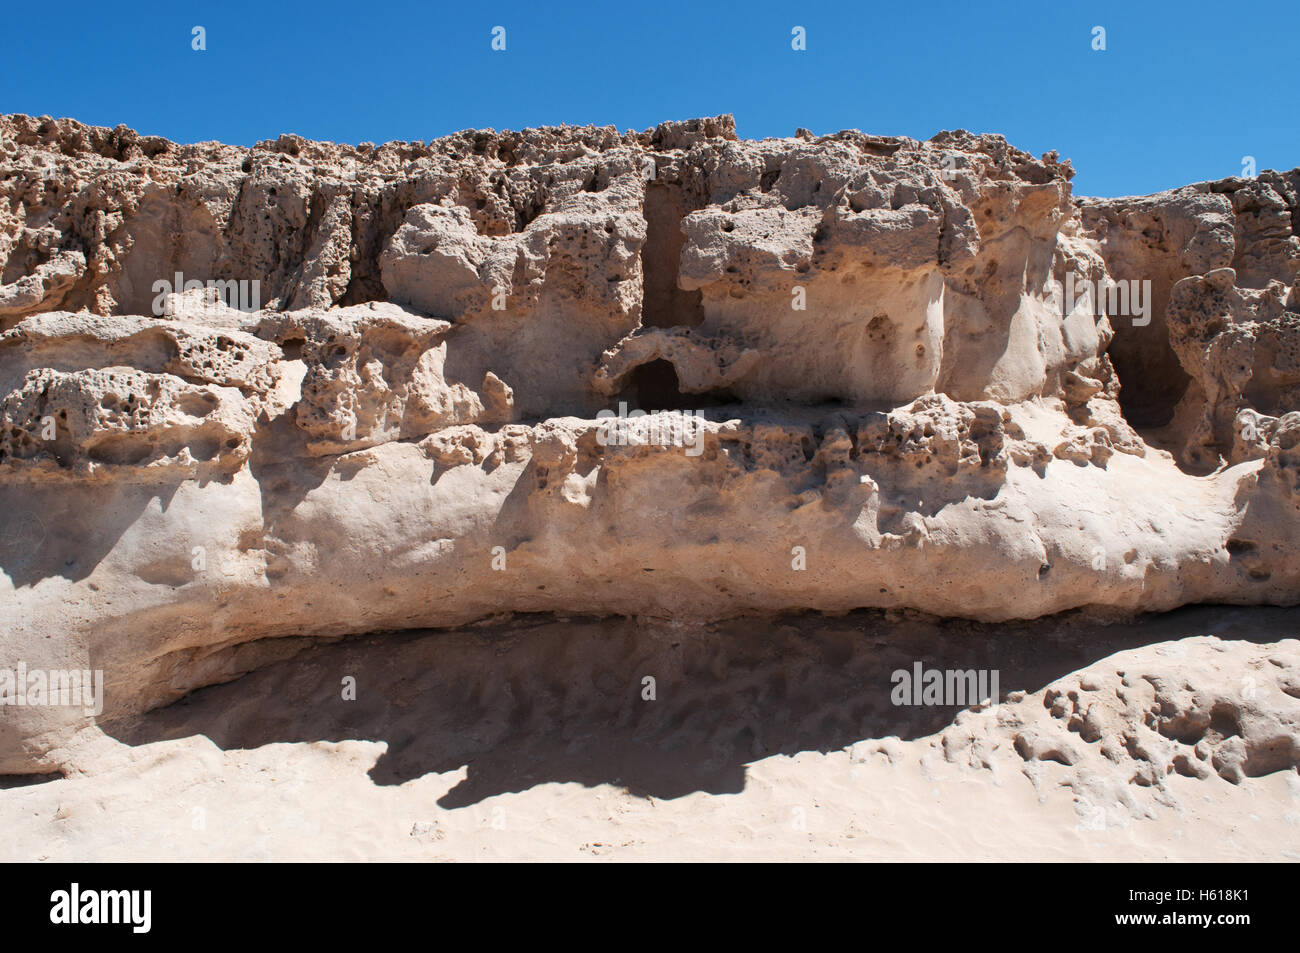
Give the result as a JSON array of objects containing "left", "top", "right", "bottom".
[{"left": 1, "top": 113, "right": 1298, "bottom": 774}]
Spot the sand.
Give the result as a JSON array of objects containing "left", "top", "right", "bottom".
[{"left": 4, "top": 605, "right": 1297, "bottom": 862}]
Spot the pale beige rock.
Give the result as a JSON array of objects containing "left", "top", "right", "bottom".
[
  {"left": 0, "top": 113, "right": 1298, "bottom": 789},
  {"left": 1080, "top": 173, "right": 1300, "bottom": 470}
]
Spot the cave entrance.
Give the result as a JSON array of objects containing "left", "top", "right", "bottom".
[
  {"left": 641, "top": 183, "right": 705, "bottom": 329},
  {"left": 1096, "top": 277, "right": 1193, "bottom": 430},
  {"left": 632, "top": 360, "right": 690, "bottom": 411},
  {"left": 629, "top": 359, "right": 735, "bottom": 412},
  {"left": 1109, "top": 321, "right": 1192, "bottom": 429}
]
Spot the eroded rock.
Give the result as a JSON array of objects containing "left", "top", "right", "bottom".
[{"left": 1, "top": 114, "right": 1298, "bottom": 776}]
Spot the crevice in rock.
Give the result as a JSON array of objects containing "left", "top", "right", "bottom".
[
  {"left": 1108, "top": 319, "right": 1192, "bottom": 429},
  {"left": 641, "top": 182, "right": 704, "bottom": 329}
]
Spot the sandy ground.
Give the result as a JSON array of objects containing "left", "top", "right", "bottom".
[{"left": 2, "top": 606, "right": 1298, "bottom": 862}]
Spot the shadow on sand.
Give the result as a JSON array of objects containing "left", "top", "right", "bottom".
[{"left": 103, "top": 604, "right": 1298, "bottom": 808}]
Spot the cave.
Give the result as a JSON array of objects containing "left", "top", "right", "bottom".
[
  {"left": 1109, "top": 327, "right": 1192, "bottom": 428},
  {"left": 629, "top": 359, "right": 735, "bottom": 412},
  {"left": 632, "top": 359, "right": 691, "bottom": 410},
  {"left": 1105, "top": 288, "right": 1193, "bottom": 429}
]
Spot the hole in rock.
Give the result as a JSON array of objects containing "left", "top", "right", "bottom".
[
  {"left": 632, "top": 360, "right": 689, "bottom": 411},
  {"left": 86, "top": 434, "right": 153, "bottom": 466},
  {"left": 1207, "top": 703, "right": 1241, "bottom": 740},
  {"left": 1107, "top": 310, "right": 1192, "bottom": 429},
  {"left": 178, "top": 392, "right": 218, "bottom": 418},
  {"left": 641, "top": 183, "right": 704, "bottom": 328},
  {"left": 629, "top": 360, "right": 734, "bottom": 412}
]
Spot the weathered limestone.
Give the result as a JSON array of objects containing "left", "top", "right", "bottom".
[{"left": 1, "top": 113, "right": 1298, "bottom": 774}]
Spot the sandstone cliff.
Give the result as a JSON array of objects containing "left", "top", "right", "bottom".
[{"left": 1, "top": 113, "right": 1298, "bottom": 774}]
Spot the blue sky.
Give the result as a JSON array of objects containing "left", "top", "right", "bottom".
[{"left": 3, "top": 0, "right": 1295, "bottom": 197}]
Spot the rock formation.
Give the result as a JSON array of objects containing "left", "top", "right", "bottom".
[{"left": 1, "top": 113, "right": 1298, "bottom": 779}]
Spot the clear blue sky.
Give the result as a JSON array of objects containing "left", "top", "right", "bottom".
[{"left": 3, "top": 0, "right": 1295, "bottom": 197}]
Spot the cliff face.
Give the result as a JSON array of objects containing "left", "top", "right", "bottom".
[{"left": 1, "top": 113, "right": 1298, "bottom": 773}]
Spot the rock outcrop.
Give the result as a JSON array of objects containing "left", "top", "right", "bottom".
[{"left": 1, "top": 113, "right": 1298, "bottom": 774}]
